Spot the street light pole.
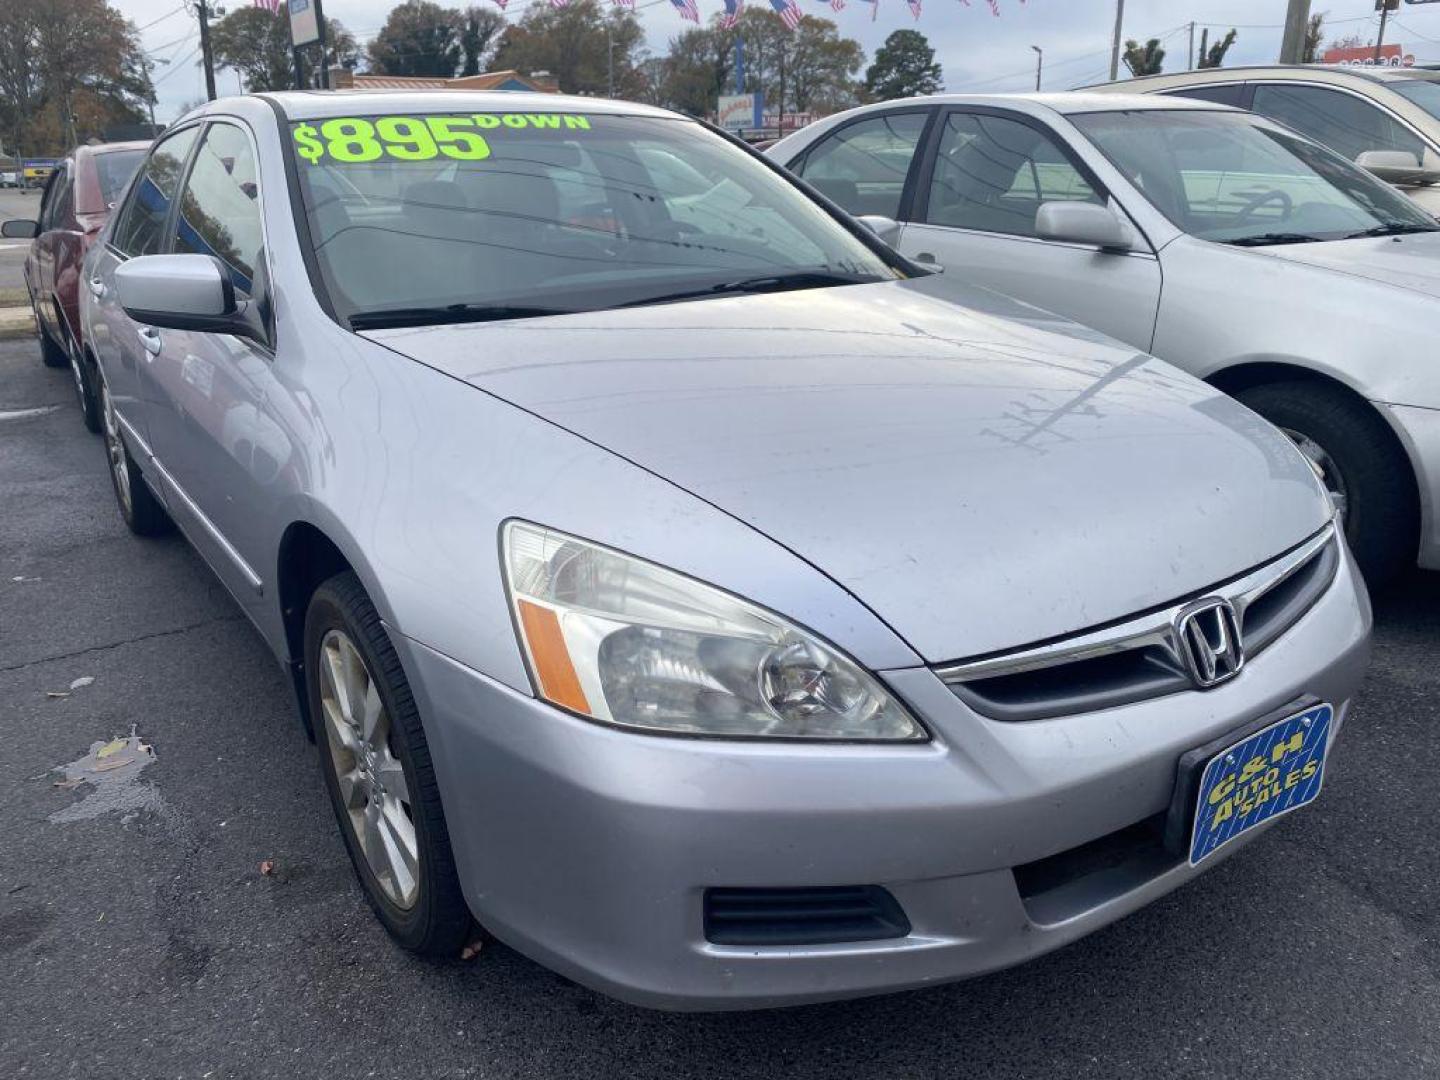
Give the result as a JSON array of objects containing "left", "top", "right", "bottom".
[
  {"left": 1108, "top": 0, "right": 1126, "bottom": 81},
  {"left": 1031, "top": 46, "right": 1043, "bottom": 92}
]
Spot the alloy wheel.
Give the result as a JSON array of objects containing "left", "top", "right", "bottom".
[
  {"left": 1281, "top": 426, "right": 1348, "bottom": 521},
  {"left": 318, "top": 628, "right": 419, "bottom": 910},
  {"left": 101, "top": 384, "right": 132, "bottom": 514}
]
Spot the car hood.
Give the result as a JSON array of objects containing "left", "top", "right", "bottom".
[
  {"left": 365, "top": 277, "right": 1330, "bottom": 663},
  {"left": 1243, "top": 230, "right": 1440, "bottom": 298}
]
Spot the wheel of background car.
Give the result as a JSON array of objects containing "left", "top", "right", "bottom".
[
  {"left": 1236, "top": 188, "right": 1293, "bottom": 223},
  {"left": 99, "top": 377, "right": 172, "bottom": 537},
  {"left": 304, "top": 571, "right": 474, "bottom": 956},
  {"left": 1236, "top": 380, "right": 1418, "bottom": 588},
  {"left": 33, "top": 300, "right": 68, "bottom": 368},
  {"left": 71, "top": 345, "right": 101, "bottom": 434}
]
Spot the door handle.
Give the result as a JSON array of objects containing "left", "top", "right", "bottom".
[
  {"left": 137, "top": 325, "right": 162, "bottom": 357},
  {"left": 88, "top": 276, "right": 105, "bottom": 299}
]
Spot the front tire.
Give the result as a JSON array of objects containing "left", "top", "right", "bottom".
[
  {"left": 99, "top": 377, "right": 172, "bottom": 536},
  {"left": 73, "top": 346, "right": 102, "bottom": 434},
  {"left": 1237, "top": 381, "right": 1417, "bottom": 588},
  {"left": 305, "top": 572, "right": 473, "bottom": 956}
]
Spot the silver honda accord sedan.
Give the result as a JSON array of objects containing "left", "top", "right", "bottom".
[{"left": 80, "top": 91, "right": 1371, "bottom": 1010}]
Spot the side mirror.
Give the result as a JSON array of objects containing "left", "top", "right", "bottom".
[
  {"left": 2, "top": 219, "right": 38, "bottom": 239},
  {"left": 115, "top": 254, "right": 244, "bottom": 335},
  {"left": 856, "top": 214, "right": 902, "bottom": 246},
  {"left": 1355, "top": 149, "right": 1440, "bottom": 185},
  {"left": 1035, "top": 201, "right": 1135, "bottom": 251}
]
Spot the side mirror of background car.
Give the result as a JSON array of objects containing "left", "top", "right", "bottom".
[
  {"left": 115, "top": 254, "right": 249, "bottom": 337},
  {"left": 856, "top": 214, "right": 903, "bottom": 246},
  {"left": 1354, "top": 149, "right": 1440, "bottom": 186},
  {"left": 2, "top": 219, "right": 39, "bottom": 239},
  {"left": 1035, "top": 201, "right": 1135, "bottom": 252}
]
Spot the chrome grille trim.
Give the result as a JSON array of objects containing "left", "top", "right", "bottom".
[{"left": 936, "top": 523, "right": 1337, "bottom": 713}]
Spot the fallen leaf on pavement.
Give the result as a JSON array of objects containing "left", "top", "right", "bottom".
[
  {"left": 259, "top": 860, "right": 276, "bottom": 876},
  {"left": 460, "top": 937, "right": 485, "bottom": 962}
]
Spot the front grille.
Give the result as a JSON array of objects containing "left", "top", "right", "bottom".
[
  {"left": 703, "top": 886, "right": 910, "bottom": 946},
  {"left": 938, "top": 524, "right": 1338, "bottom": 722}
]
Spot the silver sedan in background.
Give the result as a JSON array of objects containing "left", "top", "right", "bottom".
[
  {"left": 81, "top": 91, "right": 1369, "bottom": 1009},
  {"left": 771, "top": 93, "right": 1440, "bottom": 587}
]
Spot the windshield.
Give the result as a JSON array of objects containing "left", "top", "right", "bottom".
[
  {"left": 94, "top": 148, "right": 147, "bottom": 207},
  {"left": 1389, "top": 76, "right": 1440, "bottom": 122},
  {"left": 1070, "top": 109, "right": 1437, "bottom": 245},
  {"left": 288, "top": 111, "right": 896, "bottom": 328}
]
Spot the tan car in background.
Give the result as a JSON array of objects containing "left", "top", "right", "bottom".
[{"left": 1090, "top": 65, "right": 1440, "bottom": 214}]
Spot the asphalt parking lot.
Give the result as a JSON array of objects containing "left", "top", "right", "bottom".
[{"left": 1, "top": 335, "right": 1438, "bottom": 1080}]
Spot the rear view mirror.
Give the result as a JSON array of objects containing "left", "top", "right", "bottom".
[
  {"left": 2, "top": 219, "right": 38, "bottom": 239},
  {"left": 1035, "top": 201, "right": 1135, "bottom": 251},
  {"left": 856, "top": 214, "right": 902, "bottom": 246},
  {"left": 1355, "top": 150, "right": 1440, "bottom": 185},
  {"left": 115, "top": 254, "right": 243, "bottom": 334}
]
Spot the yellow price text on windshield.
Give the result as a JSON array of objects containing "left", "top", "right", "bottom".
[{"left": 291, "top": 114, "right": 592, "bottom": 165}]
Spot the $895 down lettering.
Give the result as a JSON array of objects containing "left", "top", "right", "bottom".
[{"left": 292, "top": 114, "right": 592, "bottom": 164}]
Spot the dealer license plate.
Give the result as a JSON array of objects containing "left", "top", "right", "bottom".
[{"left": 1190, "top": 703, "right": 1333, "bottom": 866}]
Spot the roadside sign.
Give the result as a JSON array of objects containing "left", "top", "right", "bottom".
[
  {"left": 290, "top": 0, "right": 320, "bottom": 47},
  {"left": 1322, "top": 43, "right": 1414, "bottom": 66},
  {"left": 718, "top": 94, "right": 763, "bottom": 132}
]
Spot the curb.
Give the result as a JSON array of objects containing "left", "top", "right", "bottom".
[{"left": 0, "top": 304, "right": 34, "bottom": 342}]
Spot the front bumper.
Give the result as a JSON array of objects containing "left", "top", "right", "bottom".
[
  {"left": 1381, "top": 402, "right": 1440, "bottom": 571},
  {"left": 397, "top": 545, "right": 1371, "bottom": 1011}
]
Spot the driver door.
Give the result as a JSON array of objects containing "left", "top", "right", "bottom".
[
  {"left": 897, "top": 108, "right": 1163, "bottom": 351},
  {"left": 138, "top": 119, "right": 284, "bottom": 616}
]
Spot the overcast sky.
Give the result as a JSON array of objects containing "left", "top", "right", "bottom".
[{"left": 122, "top": 0, "right": 1440, "bottom": 122}]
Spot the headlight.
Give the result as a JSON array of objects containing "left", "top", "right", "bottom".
[{"left": 502, "top": 521, "right": 925, "bottom": 741}]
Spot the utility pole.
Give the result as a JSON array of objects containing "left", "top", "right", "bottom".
[
  {"left": 1031, "top": 45, "right": 1043, "bottom": 91},
  {"left": 1187, "top": 21, "right": 1196, "bottom": 71},
  {"left": 1279, "top": 0, "right": 1312, "bottom": 64},
  {"left": 194, "top": 0, "right": 217, "bottom": 101},
  {"left": 1375, "top": 0, "right": 1398, "bottom": 66},
  {"left": 607, "top": 27, "right": 614, "bottom": 98},
  {"left": 1108, "top": 0, "right": 1126, "bottom": 81},
  {"left": 314, "top": 0, "right": 330, "bottom": 89}
]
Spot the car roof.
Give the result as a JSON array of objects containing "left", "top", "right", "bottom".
[
  {"left": 254, "top": 90, "right": 680, "bottom": 123},
  {"left": 1089, "top": 64, "right": 1440, "bottom": 90},
  {"left": 801, "top": 91, "right": 1235, "bottom": 120},
  {"left": 76, "top": 140, "right": 152, "bottom": 158}
]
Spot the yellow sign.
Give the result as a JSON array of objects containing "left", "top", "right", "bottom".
[{"left": 292, "top": 114, "right": 592, "bottom": 165}]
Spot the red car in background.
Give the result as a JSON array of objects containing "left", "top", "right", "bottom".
[{"left": 3, "top": 141, "right": 148, "bottom": 431}]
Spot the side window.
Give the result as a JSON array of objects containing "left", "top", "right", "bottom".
[
  {"left": 924, "top": 112, "right": 1100, "bottom": 237},
  {"left": 1251, "top": 84, "right": 1424, "bottom": 163},
  {"left": 1162, "top": 85, "right": 1247, "bottom": 107},
  {"left": 112, "top": 126, "right": 200, "bottom": 257},
  {"left": 173, "top": 122, "right": 264, "bottom": 300},
  {"left": 794, "top": 111, "right": 928, "bottom": 218}
]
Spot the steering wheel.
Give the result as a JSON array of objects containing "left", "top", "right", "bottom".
[{"left": 1236, "top": 188, "right": 1293, "bottom": 223}]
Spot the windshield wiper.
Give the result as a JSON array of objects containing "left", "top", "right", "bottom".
[
  {"left": 1342, "top": 222, "right": 1440, "bottom": 239},
  {"left": 349, "top": 303, "right": 571, "bottom": 330},
  {"left": 617, "top": 270, "right": 881, "bottom": 308},
  {"left": 1223, "top": 232, "right": 1324, "bottom": 248}
]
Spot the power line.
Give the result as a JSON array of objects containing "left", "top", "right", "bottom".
[{"left": 136, "top": 5, "right": 187, "bottom": 32}]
